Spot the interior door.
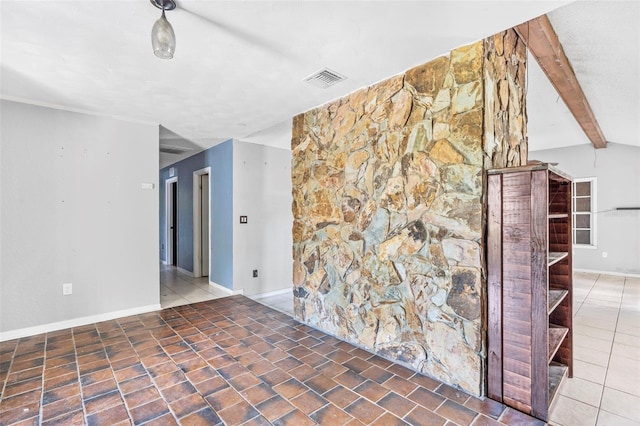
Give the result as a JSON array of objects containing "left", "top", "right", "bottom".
[
  {"left": 171, "top": 181, "right": 178, "bottom": 266},
  {"left": 201, "top": 174, "right": 209, "bottom": 276}
]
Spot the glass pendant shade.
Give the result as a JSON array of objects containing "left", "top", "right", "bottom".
[{"left": 151, "top": 10, "right": 175, "bottom": 59}]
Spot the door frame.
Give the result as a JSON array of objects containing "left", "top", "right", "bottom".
[
  {"left": 193, "top": 167, "right": 212, "bottom": 278},
  {"left": 165, "top": 176, "right": 178, "bottom": 265}
]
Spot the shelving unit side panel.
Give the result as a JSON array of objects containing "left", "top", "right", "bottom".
[
  {"left": 504, "top": 328, "right": 533, "bottom": 346},
  {"left": 530, "top": 170, "right": 549, "bottom": 419},
  {"left": 504, "top": 357, "right": 532, "bottom": 378},
  {"left": 504, "top": 371, "right": 533, "bottom": 409},
  {"left": 504, "top": 396, "right": 533, "bottom": 416},
  {"left": 487, "top": 173, "right": 504, "bottom": 401},
  {"left": 562, "top": 178, "right": 574, "bottom": 378},
  {"left": 504, "top": 250, "right": 532, "bottom": 266},
  {"left": 501, "top": 171, "right": 535, "bottom": 412},
  {"left": 503, "top": 342, "right": 533, "bottom": 364},
  {"left": 502, "top": 172, "right": 532, "bottom": 195}
]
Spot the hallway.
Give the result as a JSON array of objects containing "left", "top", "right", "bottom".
[{"left": 160, "top": 265, "right": 230, "bottom": 309}]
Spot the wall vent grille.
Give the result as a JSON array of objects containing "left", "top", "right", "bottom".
[{"left": 304, "top": 68, "right": 347, "bottom": 89}]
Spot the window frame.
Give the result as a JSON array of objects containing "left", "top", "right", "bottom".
[{"left": 572, "top": 177, "right": 597, "bottom": 249}]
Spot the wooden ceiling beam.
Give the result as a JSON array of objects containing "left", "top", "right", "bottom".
[{"left": 516, "top": 15, "right": 607, "bottom": 149}]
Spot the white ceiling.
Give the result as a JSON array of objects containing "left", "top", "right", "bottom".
[
  {"left": 1, "top": 1, "right": 638, "bottom": 165},
  {"left": 526, "top": 0, "right": 640, "bottom": 152}
]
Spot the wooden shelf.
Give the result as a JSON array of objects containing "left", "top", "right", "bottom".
[
  {"left": 548, "top": 363, "right": 569, "bottom": 405},
  {"left": 548, "top": 213, "right": 568, "bottom": 219},
  {"left": 548, "top": 290, "right": 569, "bottom": 314},
  {"left": 548, "top": 252, "right": 568, "bottom": 267},
  {"left": 548, "top": 325, "right": 569, "bottom": 363},
  {"left": 487, "top": 164, "right": 573, "bottom": 421}
]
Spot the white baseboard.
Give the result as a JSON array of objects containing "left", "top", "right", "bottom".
[
  {"left": 208, "top": 281, "right": 244, "bottom": 295},
  {"left": 574, "top": 268, "right": 640, "bottom": 278},
  {"left": 0, "top": 304, "right": 162, "bottom": 342},
  {"left": 177, "top": 266, "right": 194, "bottom": 277},
  {"left": 253, "top": 288, "right": 292, "bottom": 299}
]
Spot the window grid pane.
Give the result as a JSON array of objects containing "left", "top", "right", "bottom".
[
  {"left": 574, "top": 214, "right": 590, "bottom": 228},
  {"left": 575, "top": 182, "right": 591, "bottom": 196},
  {"left": 575, "top": 230, "right": 591, "bottom": 245},
  {"left": 575, "top": 197, "right": 591, "bottom": 212},
  {"left": 572, "top": 179, "right": 595, "bottom": 247}
]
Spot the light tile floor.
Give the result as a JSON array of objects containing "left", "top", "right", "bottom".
[
  {"left": 252, "top": 291, "right": 295, "bottom": 316},
  {"left": 162, "top": 267, "right": 640, "bottom": 425},
  {"left": 548, "top": 272, "right": 640, "bottom": 426},
  {"left": 160, "top": 264, "right": 230, "bottom": 309}
]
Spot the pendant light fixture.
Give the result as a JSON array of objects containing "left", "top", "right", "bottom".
[{"left": 150, "top": 0, "right": 176, "bottom": 59}]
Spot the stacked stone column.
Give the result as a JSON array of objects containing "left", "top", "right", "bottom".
[{"left": 291, "top": 29, "right": 527, "bottom": 396}]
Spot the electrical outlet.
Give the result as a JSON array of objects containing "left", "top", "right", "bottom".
[
  {"left": 62, "top": 283, "right": 73, "bottom": 295},
  {"left": 602, "top": 251, "right": 608, "bottom": 258},
  {"left": 253, "top": 270, "right": 258, "bottom": 278}
]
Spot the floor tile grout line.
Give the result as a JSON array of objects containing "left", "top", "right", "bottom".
[
  {"left": 37, "top": 333, "right": 47, "bottom": 425},
  {"left": 183, "top": 302, "right": 437, "bottom": 425},
  {"left": 0, "top": 337, "right": 19, "bottom": 415},
  {"left": 572, "top": 329, "right": 615, "bottom": 344},
  {"left": 556, "top": 272, "right": 599, "bottom": 426},
  {"left": 239, "top": 309, "right": 319, "bottom": 424},
  {"left": 593, "top": 274, "right": 625, "bottom": 426},
  {"left": 249, "top": 301, "right": 482, "bottom": 425},
  {"left": 597, "top": 274, "right": 640, "bottom": 424},
  {"left": 121, "top": 314, "right": 163, "bottom": 423},
  {"left": 117, "top": 318, "right": 160, "bottom": 424},
  {"left": 598, "top": 407, "right": 640, "bottom": 425},
  {"left": 5, "top": 294, "right": 547, "bottom": 425},
  {"left": 573, "top": 273, "right": 599, "bottom": 317},
  {"left": 553, "top": 272, "right": 627, "bottom": 426},
  {"left": 72, "top": 327, "right": 90, "bottom": 425},
  {"left": 163, "top": 302, "right": 282, "bottom": 424},
  {"left": 556, "top": 391, "right": 602, "bottom": 410}
]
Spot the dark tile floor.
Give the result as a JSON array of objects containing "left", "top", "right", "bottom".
[{"left": 0, "top": 296, "right": 545, "bottom": 425}]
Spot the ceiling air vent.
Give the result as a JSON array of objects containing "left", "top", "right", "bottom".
[
  {"left": 159, "top": 144, "right": 193, "bottom": 155},
  {"left": 304, "top": 68, "right": 346, "bottom": 89}
]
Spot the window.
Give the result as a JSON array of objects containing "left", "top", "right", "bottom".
[{"left": 572, "top": 177, "right": 596, "bottom": 248}]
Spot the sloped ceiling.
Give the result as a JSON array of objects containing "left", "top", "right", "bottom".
[
  {"left": 526, "top": 0, "right": 640, "bottom": 152},
  {"left": 2, "top": 1, "right": 638, "bottom": 164}
]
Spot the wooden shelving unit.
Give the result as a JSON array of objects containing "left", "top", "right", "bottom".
[
  {"left": 548, "top": 252, "right": 568, "bottom": 266},
  {"left": 487, "top": 163, "right": 573, "bottom": 421},
  {"left": 548, "top": 213, "right": 569, "bottom": 219},
  {"left": 548, "top": 290, "right": 569, "bottom": 314}
]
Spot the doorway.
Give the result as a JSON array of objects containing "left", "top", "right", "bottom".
[
  {"left": 165, "top": 177, "right": 178, "bottom": 266},
  {"left": 193, "top": 168, "right": 211, "bottom": 278}
]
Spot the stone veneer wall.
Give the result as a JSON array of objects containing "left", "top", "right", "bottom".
[
  {"left": 291, "top": 29, "right": 526, "bottom": 396},
  {"left": 484, "top": 29, "right": 528, "bottom": 168}
]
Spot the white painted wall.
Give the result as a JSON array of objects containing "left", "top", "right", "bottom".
[
  {"left": 530, "top": 143, "right": 640, "bottom": 274},
  {"left": 233, "top": 140, "right": 293, "bottom": 295},
  {"left": 0, "top": 100, "right": 160, "bottom": 337}
]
